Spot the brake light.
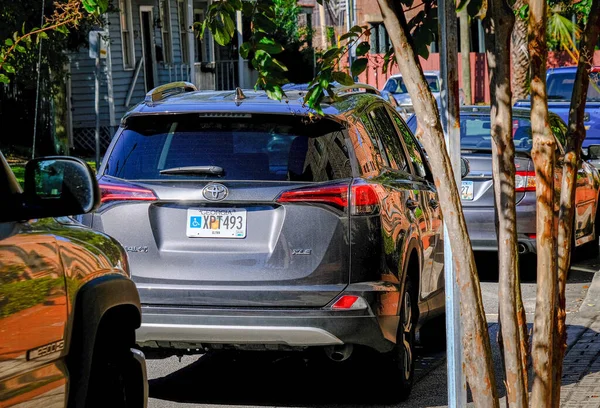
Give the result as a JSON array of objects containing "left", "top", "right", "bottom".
[
  {"left": 99, "top": 180, "right": 157, "bottom": 203},
  {"left": 515, "top": 171, "right": 536, "bottom": 192},
  {"left": 277, "top": 184, "right": 348, "bottom": 209},
  {"left": 276, "top": 181, "right": 380, "bottom": 215},
  {"left": 350, "top": 182, "right": 380, "bottom": 215}
]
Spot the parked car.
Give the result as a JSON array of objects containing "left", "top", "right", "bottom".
[
  {"left": 514, "top": 66, "right": 600, "bottom": 148},
  {"left": 0, "top": 153, "right": 147, "bottom": 407},
  {"left": 381, "top": 71, "right": 442, "bottom": 117},
  {"left": 84, "top": 82, "right": 445, "bottom": 400},
  {"left": 407, "top": 106, "right": 600, "bottom": 258}
]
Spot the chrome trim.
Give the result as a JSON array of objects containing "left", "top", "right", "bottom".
[{"left": 136, "top": 324, "right": 344, "bottom": 346}]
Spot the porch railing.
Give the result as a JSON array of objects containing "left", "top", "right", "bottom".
[{"left": 194, "top": 60, "right": 240, "bottom": 91}]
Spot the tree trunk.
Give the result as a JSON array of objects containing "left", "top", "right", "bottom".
[
  {"left": 483, "top": 0, "right": 528, "bottom": 405},
  {"left": 510, "top": 0, "right": 529, "bottom": 103},
  {"left": 553, "top": 2, "right": 600, "bottom": 406},
  {"left": 460, "top": 7, "right": 472, "bottom": 105},
  {"left": 529, "top": 0, "right": 557, "bottom": 404},
  {"left": 377, "top": 0, "right": 498, "bottom": 405}
]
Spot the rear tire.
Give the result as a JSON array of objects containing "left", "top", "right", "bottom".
[{"left": 381, "top": 276, "right": 416, "bottom": 402}]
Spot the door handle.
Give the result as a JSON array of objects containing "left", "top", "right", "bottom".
[
  {"left": 406, "top": 199, "right": 419, "bottom": 210},
  {"left": 429, "top": 199, "right": 439, "bottom": 209}
]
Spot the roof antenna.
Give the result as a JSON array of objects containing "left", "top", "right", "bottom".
[{"left": 234, "top": 87, "right": 246, "bottom": 106}]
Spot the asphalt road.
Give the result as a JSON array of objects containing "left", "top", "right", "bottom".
[{"left": 146, "top": 254, "right": 598, "bottom": 408}]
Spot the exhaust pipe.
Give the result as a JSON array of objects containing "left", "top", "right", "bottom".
[
  {"left": 518, "top": 243, "right": 528, "bottom": 254},
  {"left": 324, "top": 344, "right": 354, "bottom": 362}
]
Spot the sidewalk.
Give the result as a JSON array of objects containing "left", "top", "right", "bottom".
[{"left": 560, "top": 267, "right": 600, "bottom": 407}]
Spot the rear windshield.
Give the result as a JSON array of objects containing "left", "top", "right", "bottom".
[
  {"left": 383, "top": 75, "right": 440, "bottom": 94},
  {"left": 104, "top": 114, "right": 353, "bottom": 182},
  {"left": 547, "top": 71, "right": 600, "bottom": 102},
  {"left": 407, "top": 114, "right": 535, "bottom": 152}
]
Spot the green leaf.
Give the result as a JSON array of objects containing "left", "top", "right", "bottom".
[
  {"left": 0, "top": 73, "right": 9, "bottom": 84},
  {"left": 339, "top": 32, "right": 359, "bottom": 41},
  {"left": 254, "top": 14, "right": 277, "bottom": 33},
  {"left": 270, "top": 57, "right": 288, "bottom": 72},
  {"left": 15, "top": 45, "right": 26, "bottom": 53},
  {"left": 82, "top": 0, "right": 97, "bottom": 14},
  {"left": 222, "top": 14, "right": 236, "bottom": 38},
  {"left": 242, "top": 1, "right": 254, "bottom": 16},
  {"left": 240, "top": 42, "right": 251, "bottom": 59},
  {"left": 256, "top": 37, "right": 284, "bottom": 54},
  {"left": 4, "top": 39, "right": 13, "bottom": 46},
  {"left": 332, "top": 71, "right": 354, "bottom": 86},
  {"left": 321, "top": 47, "right": 340, "bottom": 61},
  {"left": 350, "top": 58, "right": 368, "bottom": 77},
  {"left": 355, "top": 41, "right": 370, "bottom": 57},
  {"left": 4, "top": 65, "right": 15, "bottom": 74},
  {"left": 56, "top": 25, "right": 69, "bottom": 35},
  {"left": 265, "top": 84, "right": 284, "bottom": 101},
  {"left": 350, "top": 25, "right": 363, "bottom": 34},
  {"left": 228, "top": 0, "right": 242, "bottom": 10}
]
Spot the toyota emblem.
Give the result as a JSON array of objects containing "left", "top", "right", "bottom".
[{"left": 202, "top": 183, "right": 228, "bottom": 201}]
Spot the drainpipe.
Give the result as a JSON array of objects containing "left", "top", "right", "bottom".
[
  {"left": 186, "top": 0, "right": 195, "bottom": 85},
  {"left": 236, "top": 10, "right": 245, "bottom": 88}
]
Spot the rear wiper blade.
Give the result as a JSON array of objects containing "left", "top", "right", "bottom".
[{"left": 159, "top": 166, "right": 224, "bottom": 176}]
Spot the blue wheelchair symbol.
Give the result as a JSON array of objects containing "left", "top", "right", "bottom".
[{"left": 190, "top": 216, "right": 203, "bottom": 228}]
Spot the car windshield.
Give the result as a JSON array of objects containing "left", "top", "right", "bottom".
[
  {"left": 383, "top": 75, "right": 440, "bottom": 94},
  {"left": 547, "top": 71, "right": 600, "bottom": 101},
  {"left": 104, "top": 114, "right": 352, "bottom": 182},
  {"left": 407, "top": 114, "right": 535, "bottom": 152}
]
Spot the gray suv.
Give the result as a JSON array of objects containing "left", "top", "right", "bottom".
[{"left": 87, "top": 83, "right": 445, "bottom": 400}]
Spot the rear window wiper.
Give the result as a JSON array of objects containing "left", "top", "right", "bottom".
[{"left": 159, "top": 166, "right": 224, "bottom": 176}]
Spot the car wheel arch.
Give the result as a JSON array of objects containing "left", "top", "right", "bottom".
[{"left": 65, "top": 274, "right": 141, "bottom": 408}]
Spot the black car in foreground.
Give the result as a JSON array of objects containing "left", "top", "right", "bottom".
[
  {"left": 0, "top": 152, "right": 147, "bottom": 407},
  {"left": 86, "top": 82, "right": 445, "bottom": 400}
]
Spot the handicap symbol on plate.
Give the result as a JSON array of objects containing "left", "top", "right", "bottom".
[{"left": 190, "top": 216, "right": 203, "bottom": 228}]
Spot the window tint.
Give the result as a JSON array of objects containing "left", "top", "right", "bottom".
[
  {"left": 359, "top": 111, "right": 389, "bottom": 169},
  {"left": 368, "top": 107, "right": 410, "bottom": 173},
  {"left": 105, "top": 115, "right": 351, "bottom": 182},
  {"left": 390, "top": 111, "right": 427, "bottom": 178}
]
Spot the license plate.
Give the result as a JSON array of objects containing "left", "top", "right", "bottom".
[
  {"left": 461, "top": 181, "right": 474, "bottom": 200},
  {"left": 186, "top": 208, "right": 247, "bottom": 238}
]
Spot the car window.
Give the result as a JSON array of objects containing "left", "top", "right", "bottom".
[
  {"left": 549, "top": 115, "right": 567, "bottom": 150},
  {"left": 105, "top": 114, "right": 352, "bottom": 182},
  {"left": 547, "top": 71, "right": 600, "bottom": 102},
  {"left": 368, "top": 106, "right": 410, "bottom": 173},
  {"left": 384, "top": 76, "right": 439, "bottom": 94},
  {"left": 389, "top": 110, "right": 427, "bottom": 178}
]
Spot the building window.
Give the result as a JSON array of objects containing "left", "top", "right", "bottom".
[
  {"left": 369, "top": 23, "right": 390, "bottom": 54},
  {"left": 159, "top": 0, "right": 172, "bottom": 64},
  {"left": 119, "top": 0, "right": 135, "bottom": 69},
  {"left": 177, "top": 0, "right": 189, "bottom": 64}
]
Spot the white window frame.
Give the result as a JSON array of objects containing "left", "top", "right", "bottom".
[
  {"left": 159, "top": 0, "right": 173, "bottom": 64},
  {"left": 177, "top": 0, "right": 189, "bottom": 64},
  {"left": 119, "top": 0, "right": 136, "bottom": 70},
  {"left": 139, "top": 5, "right": 158, "bottom": 92}
]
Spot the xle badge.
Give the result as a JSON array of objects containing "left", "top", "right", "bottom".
[{"left": 292, "top": 249, "right": 312, "bottom": 255}]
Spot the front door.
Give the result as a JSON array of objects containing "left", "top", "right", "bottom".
[{"left": 140, "top": 7, "right": 156, "bottom": 91}]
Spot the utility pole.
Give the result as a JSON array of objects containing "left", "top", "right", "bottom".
[{"left": 439, "top": 0, "right": 467, "bottom": 404}]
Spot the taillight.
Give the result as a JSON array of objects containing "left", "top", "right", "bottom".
[
  {"left": 276, "top": 181, "right": 380, "bottom": 215},
  {"left": 99, "top": 180, "right": 157, "bottom": 203},
  {"left": 350, "top": 181, "right": 380, "bottom": 215},
  {"left": 331, "top": 295, "right": 368, "bottom": 310},
  {"left": 276, "top": 184, "right": 348, "bottom": 209},
  {"left": 515, "top": 171, "right": 536, "bottom": 192}
]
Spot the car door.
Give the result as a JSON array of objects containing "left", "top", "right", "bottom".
[
  {"left": 550, "top": 116, "right": 597, "bottom": 244},
  {"left": 387, "top": 107, "right": 444, "bottom": 304},
  {"left": 0, "top": 156, "right": 68, "bottom": 406}
]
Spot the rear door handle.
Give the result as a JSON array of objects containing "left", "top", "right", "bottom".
[
  {"left": 429, "top": 199, "right": 439, "bottom": 209},
  {"left": 406, "top": 199, "right": 419, "bottom": 210}
]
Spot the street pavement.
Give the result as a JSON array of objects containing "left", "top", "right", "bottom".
[{"left": 145, "top": 254, "right": 599, "bottom": 407}]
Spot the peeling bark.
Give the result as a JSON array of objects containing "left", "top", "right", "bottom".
[
  {"left": 553, "top": 2, "right": 600, "bottom": 406},
  {"left": 377, "top": 0, "right": 498, "bottom": 405},
  {"left": 483, "top": 0, "right": 528, "bottom": 405},
  {"left": 528, "top": 0, "right": 557, "bottom": 404}
]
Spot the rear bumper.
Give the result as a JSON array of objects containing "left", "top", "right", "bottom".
[{"left": 135, "top": 283, "right": 400, "bottom": 354}]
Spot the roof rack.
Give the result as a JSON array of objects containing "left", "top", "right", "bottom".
[
  {"left": 144, "top": 81, "right": 197, "bottom": 104},
  {"left": 333, "top": 83, "right": 381, "bottom": 96}
]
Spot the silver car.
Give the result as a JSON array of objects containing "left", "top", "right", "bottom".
[
  {"left": 381, "top": 71, "right": 441, "bottom": 117},
  {"left": 407, "top": 106, "right": 600, "bottom": 259}
]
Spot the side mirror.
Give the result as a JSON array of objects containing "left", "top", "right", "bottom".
[
  {"left": 461, "top": 157, "right": 470, "bottom": 179},
  {"left": 21, "top": 157, "right": 99, "bottom": 219},
  {"left": 588, "top": 145, "right": 600, "bottom": 161}
]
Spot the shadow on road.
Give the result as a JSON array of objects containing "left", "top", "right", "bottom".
[{"left": 148, "top": 346, "right": 446, "bottom": 407}]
